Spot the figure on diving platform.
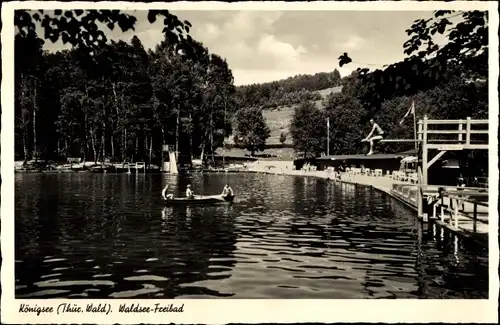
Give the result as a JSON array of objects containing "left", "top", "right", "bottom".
[{"left": 362, "top": 118, "right": 384, "bottom": 156}]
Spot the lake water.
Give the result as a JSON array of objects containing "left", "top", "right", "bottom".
[{"left": 15, "top": 172, "right": 488, "bottom": 298}]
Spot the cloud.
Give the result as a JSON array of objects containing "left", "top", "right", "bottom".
[
  {"left": 256, "top": 34, "right": 307, "bottom": 69},
  {"left": 32, "top": 10, "right": 441, "bottom": 86},
  {"left": 203, "top": 23, "right": 221, "bottom": 41},
  {"left": 340, "top": 35, "right": 366, "bottom": 51},
  {"left": 329, "top": 34, "right": 367, "bottom": 54},
  {"left": 189, "top": 11, "right": 306, "bottom": 71}
]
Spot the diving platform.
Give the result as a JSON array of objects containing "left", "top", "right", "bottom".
[{"left": 325, "top": 115, "right": 490, "bottom": 246}]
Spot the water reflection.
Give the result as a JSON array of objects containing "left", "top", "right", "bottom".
[{"left": 15, "top": 173, "right": 488, "bottom": 298}]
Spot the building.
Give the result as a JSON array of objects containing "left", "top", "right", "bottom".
[{"left": 299, "top": 149, "right": 418, "bottom": 172}]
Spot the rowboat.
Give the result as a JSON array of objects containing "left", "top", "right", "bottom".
[{"left": 164, "top": 194, "right": 235, "bottom": 205}]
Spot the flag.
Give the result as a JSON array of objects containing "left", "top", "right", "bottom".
[
  {"left": 327, "top": 117, "right": 330, "bottom": 129},
  {"left": 399, "top": 101, "right": 415, "bottom": 125}
]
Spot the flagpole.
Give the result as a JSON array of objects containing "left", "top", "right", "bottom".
[
  {"left": 327, "top": 117, "right": 330, "bottom": 156},
  {"left": 412, "top": 101, "right": 417, "bottom": 150}
]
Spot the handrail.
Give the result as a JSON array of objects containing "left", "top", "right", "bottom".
[
  {"left": 447, "top": 195, "right": 489, "bottom": 207},
  {"left": 426, "top": 119, "right": 488, "bottom": 125},
  {"left": 426, "top": 130, "right": 488, "bottom": 134},
  {"left": 426, "top": 130, "right": 466, "bottom": 134},
  {"left": 394, "top": 183, "right": 489, "bottom": 192}
]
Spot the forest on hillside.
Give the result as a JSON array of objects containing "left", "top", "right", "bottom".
[
  {"left": 15, "top": 9, "right": 237, "bottom": 165},
  {"left": 290, "top": 10, "right": 489, "bottom": 174},
  {"left": 234, "top": 70, "right": 342, "bottom": 109},
  {"left": 13, "top": 9, "right": 489, "bottom": 170}
]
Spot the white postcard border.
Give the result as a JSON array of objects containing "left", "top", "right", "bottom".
[{"left": 2, "top": 1, "right": 499, "bottom": 324}]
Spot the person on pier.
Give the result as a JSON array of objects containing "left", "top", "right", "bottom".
[
  {"left": 362, "top": 119, "right": 384, "bottom": 155},
  {"left": 186, "top": 184, "right": 195, "bottom": 199},
  {"left": 162, "top": 184, "right": 174, "bottom": 200},
  {"left": 221, "top": 184, "right": 234, "bottom": 198}
]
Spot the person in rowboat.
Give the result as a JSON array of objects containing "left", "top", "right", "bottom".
[
  {"left": 221, "top": 184, "right": 234, "bottom": 198},
  {"left": 162, "top": 184, "right": 174, "bottom": 200},
  {"left": 186, "top": 185, "right": 195, "bottom": 199},
  {"left": 362, "top": 118, "right": 384, "bottom": 156}
]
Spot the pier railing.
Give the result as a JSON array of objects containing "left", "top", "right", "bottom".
[
  {"left": 420, "top": 117, "right": 489, "bottom": 150},
  {"left": 429, "top": 191, "right": 488, "bottom": 234},
  {"left": 393, "top": 182, "right": 489, "bottom": 235}
]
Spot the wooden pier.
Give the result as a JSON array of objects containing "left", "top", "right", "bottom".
[
  {"left": 372, "top": 116, "right": 490, "bottom": 245},
  {"left": 415, "top": 116, "right": 488, "bottom": 222},
  {"left": 272, "top": 115, "right": 490, "bottom": 246}
]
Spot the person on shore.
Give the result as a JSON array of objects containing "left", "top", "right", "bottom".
[
  {"left": 221, "top": 184, "right": 234, "bottom": 197},
  {"left": 162, "top": 184, "right": 174, "bottom": 200},
  {"left": 427, "top": 187, "right": 446, "bottom": 207},
  {"left": 186, "top": 184, "right": 195, "bottom": 199},
  {"left": 362, "top": 119, "right": 384, "bottom": 156}
]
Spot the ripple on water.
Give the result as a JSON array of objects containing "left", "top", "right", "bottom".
[
  {"left": 43, "top": 258, "right": 67, "bottom": 263},
  {"left": 124, "top": 275, "right": 169, "bottom": 282},
  {"left": 15, "top": 173, "right": 489, "bottom": 299},
  {"left": 35, "top": 280, "right": 115, "bottom": 288},
  {"left": 109, "top": 284, "right": 162, "bottom": 298},
  {"left": 18, "top": 289, "right": 71, "bottom": 298}
]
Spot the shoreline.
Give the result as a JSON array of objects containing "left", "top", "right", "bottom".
[{"left": 246, "top": 166, "right": 489, "bottom": 248}]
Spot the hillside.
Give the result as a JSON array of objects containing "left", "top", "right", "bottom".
[
  {"left": 234, "top": 69, "right": 342, "bottom": 109},
  {"left": 226, "top": 85, "right": 342, "bottom": 147}
]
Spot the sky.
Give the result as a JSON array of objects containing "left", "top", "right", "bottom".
[{"left": 37, "top": 10, "right": 450, "bottom": 86}]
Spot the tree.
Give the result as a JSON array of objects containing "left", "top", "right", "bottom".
[
  {"left": 14, "top": 9, "right": 194, "bottom": 163},
  {"left": 290, "top": 101, "right": 326, "bottom": 158},
  {"left": 323, "top": 94, "right": 367, "bottom": 155},
  {"left": 233, "top": 107, "right": 270, "bottom": 156},
  {"left": 338, "top": 10, "right": 488, "bottom": 115},
  {"left": 14, "top": 9, "right": 238, "bottom": 166},
  {"left": 279, "top": 132, "right": 287, "bottom": 145}
]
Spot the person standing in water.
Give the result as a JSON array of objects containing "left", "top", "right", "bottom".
[
  {"left": 362, "top": 118, "right": 384, "bottom": 155},
  {"left": 221, "top": 184, "right": 234, "bottom": 197},
  {"left": 186, "top": 184, "right": 195, "bottom": 199}
]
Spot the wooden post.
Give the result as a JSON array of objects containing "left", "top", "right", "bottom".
[
  {"left": 417, "top": 120, "right": 423, "bottom": 142},
  {"left": 422, "top": 115, "right": 428, "bottom": 186},
  {"left": 454, "top": 236, "right": 459, "bottom": 262},
  {"left": 453, "top": 200, "right": 458, "bottom": 228},
  {"left": 417, "top": 167, "right": 423, "bottom": 218},
  {"left": 458, "top": 121, "right": 463, "bottom": 143},
  {"left": 465, "top": 117, "right": 471, "bottom": 145},
  {"left": 473, "top": 202, "right": 477, "bottom": 233}
]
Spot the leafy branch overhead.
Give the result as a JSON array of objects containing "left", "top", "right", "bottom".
[
  {"left": 15, "top": 9, "right": 192, "bottom": 53},
  {"left": 337, "top": 10, "right": 488, "bottom": 114}
]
